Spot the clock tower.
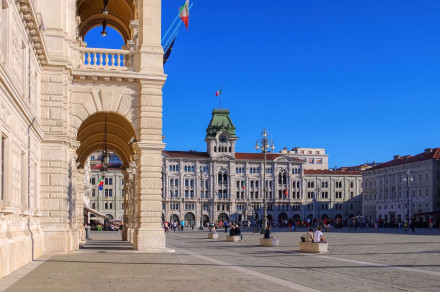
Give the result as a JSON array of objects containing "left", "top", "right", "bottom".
[{"left": 205, "top": 109, "right": 238, "bottom": 158}]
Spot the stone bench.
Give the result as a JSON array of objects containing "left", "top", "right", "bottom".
[
  {"left": 208, "top": 233, "right": 218, "bottom": 239},
  {"left": 298, "top": 242, "right": 329, "bottom": 253},
  {"left": 259, "top": 238, "right": 280, "bottom": 247},
  {"left": 226, "top": 235, "right": 241, "bottom": 242}
]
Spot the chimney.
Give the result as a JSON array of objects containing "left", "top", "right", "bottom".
[
  {"left": 393, "top": 155, "right": 400, "bottom": 160},
  {"left": 425, "top": 148, "right": 433, "bottom": 153}
]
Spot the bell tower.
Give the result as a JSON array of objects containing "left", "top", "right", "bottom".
[{"left": 205, "top": 109, "right": 238, "bottom": 158}]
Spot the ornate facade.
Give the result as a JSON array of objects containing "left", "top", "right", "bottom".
[
  {"left": 1, "top": 0, "right": 167, "bottom": 277},
  {"left": 162, "top": 109, "right": 362, "bottom": 228}
]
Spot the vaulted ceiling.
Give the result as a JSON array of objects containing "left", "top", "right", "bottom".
[{"left": 77, "top": 0, "right": 137, "bottom": 43}]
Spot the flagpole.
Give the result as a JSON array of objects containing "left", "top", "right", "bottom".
[
  {"left": 162, "top": 2, "right": 194, "bottom": 45},
  {"left": 220, "top": 84, "right": 223, "bottom": 108}
]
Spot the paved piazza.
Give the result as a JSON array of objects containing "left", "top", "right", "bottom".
[{"left": 1, "top": 228, "right": 439, "bottom": 292}]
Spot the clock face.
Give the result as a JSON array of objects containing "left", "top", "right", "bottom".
[{"left": 219, "top": 134, "right": 227, "bottom": 143}]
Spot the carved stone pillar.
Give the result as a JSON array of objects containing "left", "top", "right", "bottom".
[
  {"left": 121, "top": 169, "right": 129, "bottom": 241},
  {"left": 132, "top": 143, "right": 165, "bottom": 250},
  {"left": 76, "top": 167, "right": 86, "bottom": 246}
]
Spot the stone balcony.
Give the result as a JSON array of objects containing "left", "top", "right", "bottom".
[
  {"left": 73, "top": 47, "right": 139, "bottom": 82},
  {"left": 79, "top": 47, "right": 133, "bottom": 71}
]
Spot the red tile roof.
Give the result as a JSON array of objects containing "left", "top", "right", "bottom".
[
  {"left": 305, "top": 169, "right": 362, "bottom": 175},
  {"left": 163, "top": 151, "right": 210, "bottom": 159},
  {"left": 368, "top": 148, "right": 440, "bottom": 171},
  {"left": 235, "top": 153, "right": 303, "bottom": 162}
]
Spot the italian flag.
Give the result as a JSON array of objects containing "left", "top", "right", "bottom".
[
  {"left": 215, "top": 89, "right": 222, "bottom": 96},
  {"left": 179, "top": 0, "right": 189, "bottom": 30},
  {"left": 284, "top": 188, "right": 288, "bottom": 197},
  {"left": 96, "top": 177, "right": 104, "bottom": 188},
  {"left": 243, "top": 181, "right": 246, "bottom": 190}
]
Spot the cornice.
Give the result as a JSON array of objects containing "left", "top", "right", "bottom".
[{"left": 14, "top": 0, "right": 48, "bottom": 65}]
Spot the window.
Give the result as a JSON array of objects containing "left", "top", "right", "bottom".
[
  {"left": 91, "top": 155, "right": 95, "bottom": 160},
  {"left": 105, "top": 178, "right": 109, "bottom": 185},
  {"left": 105, "top": 203, "right": 108, "bottom": 209},
  {"left": 92, "top": 189, "right": 95, "bottom": 197},
  {"left": 109, "top": 203, "right": 113, "bottom": 209},
  {"left": 91, "top": 177, "right": 96, "bottom": 185},
  {"left": 350, "top": 182, "right": 354, "bottom": 188},
  {"left": 92, "top": 203, "right": 96, "bottom": 209},
  {"left": 109, "top": 189, "right": 113, "bottom": 197}
]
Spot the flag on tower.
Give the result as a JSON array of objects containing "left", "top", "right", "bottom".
[
  {"left": 179, "top": 0, "right": 189, "bottom": 30},
  {"left": 284, "top": 188, "right": 288, "bottom": 197},
  {"left": 243, "top": 181, "right": 246, "bottom": 190},
  {"left": 215, "top": 89, "right": 222, "bottom": 96}
]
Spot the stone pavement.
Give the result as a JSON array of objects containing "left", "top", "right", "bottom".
[{"left": 1, "top": 228, "right": 440, "bottom": 292}]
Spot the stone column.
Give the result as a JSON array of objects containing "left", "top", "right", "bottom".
[
  {"left": 136, "top": 0, "right": 163, "bottom": 74},
  {"left": 76, "top": 167, "right": 86, "bottom": 245},
  {"left": 132, "top": 143, "right": 165, "bottom": 250},
  {"left": 121, "top": 170, "right": 129, "bottom": 241}
]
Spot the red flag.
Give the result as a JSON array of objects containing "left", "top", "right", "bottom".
[{"left": 284, "top": 188, "right": 288, "bottom": 197}]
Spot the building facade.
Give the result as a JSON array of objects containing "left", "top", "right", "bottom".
[
  {"left": 362, "top": 148, "right": 440, "bottom": 224},
  {"left": 161, "top": 109, "right": 362, "bottom": 228},
  {"left": 1, "top": 0, "right": 167, "bottom": 277},
  {"left": 88, "top": 153, "right": 125, "bottom": 223}
]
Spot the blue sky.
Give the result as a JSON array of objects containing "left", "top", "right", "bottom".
[{"left": 86, "top": 0, "right": 440, "bottom": 168}]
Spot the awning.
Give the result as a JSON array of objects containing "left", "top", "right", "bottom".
[{"left": 84, "top": 205, "right": 111, "bottom": 221}]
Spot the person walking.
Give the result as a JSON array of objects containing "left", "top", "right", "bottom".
[
  {"left": 224, "top": 220, "right": 229, "bottom": 233},
  {"left": 410, "top": 217, "right": 415, "bottom": 233},
  {"left": 181, "top": 219, "right": 185, "bottom": 231},
  {"left": 84, "top": 223, "right": 92, "bottom": 240}
]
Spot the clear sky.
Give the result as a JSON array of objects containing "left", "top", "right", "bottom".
[{"left": 86, "top": 0, "right": 440, "bottom": 168}]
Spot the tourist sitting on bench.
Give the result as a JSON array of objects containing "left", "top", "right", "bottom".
[
  {"left": 210, "top": 226, "right": 217, "bottom": 234},
  {"left": 302, "top": 228, "right": 314, "bottom": 242},
  {"left": 313, "top": 226, "right": 327, "bottom": 243},
  {"left": 263, "top": 225, "right": 276, "bottom": 239}
]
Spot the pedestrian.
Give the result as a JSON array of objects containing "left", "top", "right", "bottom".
[
  {"left": 224, "top": 220, "right": 229, "bottom": 233},
  {"left": 173, "top": 221, "right": 177, "bottom": 232},
  {"left": 84, "top": 223, "right": 92, "bottom": 240},
  {"left": 410, "top": 217, "right": 415, "bottom": 233},
  {"left": 181, "top": 219, "right": 185, "bottom": 231}
]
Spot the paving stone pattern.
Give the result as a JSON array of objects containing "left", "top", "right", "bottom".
[{"left": 1, "top": 228, "right": 440, "bottom": 292}]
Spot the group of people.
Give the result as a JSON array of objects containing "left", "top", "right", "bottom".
[
  {"left": 163, "top": 220, "right": 185, "bottom": 232},
  {"left": 302, "top": 226, "right": 327, "bottom": 243}
]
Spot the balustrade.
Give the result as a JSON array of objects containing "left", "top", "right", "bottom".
[{"left": 79, "top": 48, "right": 133, "bottom": 71}]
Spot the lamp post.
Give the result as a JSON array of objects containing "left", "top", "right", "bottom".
[
  {"left": 255, "top": 129, "right": 275, "bottom": 232},
  {"left": 315, "top": 185, "right": 320, "bottom": 220},
  {"left": 199, "top": 167, "right": 204, "bottom": 230},
  {"left": 403, "top": 170, "right": 414, "bottom": 221}
]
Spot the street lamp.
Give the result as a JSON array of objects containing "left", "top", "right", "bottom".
[
  {"left": 314, "top": 185, "right": 320, "bottom": 220},
  {"left": 199, "top": 167, "right": 204, "bottom": 230},
  {"left": 255, "top": 129, "right": 275, "bottom": 232},
  {"left": 402, "top": 170, "right": 414, "bottom": 221}
]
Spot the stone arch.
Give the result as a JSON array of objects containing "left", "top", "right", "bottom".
[
  {"left": 76, "top": 112, "right": 136, "bottom": 168},
  {"left": 71, "top": 87, "right": 135, "bottom": 140},
  {"left": 77, "top": 0, "right": 137, "bottom": 43}
]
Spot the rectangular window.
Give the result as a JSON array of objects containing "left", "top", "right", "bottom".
[
  {"left": 109, "top": 203, "right": 113, "bottom": 209},
  {"left": 105, "top": 189, "right": 108, "bottom": 197},
  {"left": 109, "top": 189, "right": 113, "bottom": 197}
]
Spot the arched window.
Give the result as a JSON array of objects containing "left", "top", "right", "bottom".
[
  {"left": 278, "top": 170, "right": 287, "bottom": 185},
  {"left": 109, "top": 178, "right": 113, "bottom": 185}
]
